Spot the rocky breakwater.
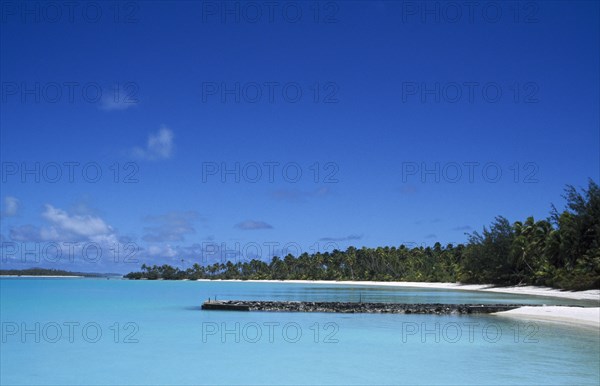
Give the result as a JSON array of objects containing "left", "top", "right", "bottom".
[{"left": 201, "top": 300, "right": 527, "bottom": 314}]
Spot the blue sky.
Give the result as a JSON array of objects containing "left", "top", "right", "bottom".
[{"left": 1, "top": 0, "right": 598, "bottom": 273}]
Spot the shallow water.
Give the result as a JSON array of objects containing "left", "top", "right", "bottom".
[{"left": 1, "top": 278, "right": 598, "bottom": 385}]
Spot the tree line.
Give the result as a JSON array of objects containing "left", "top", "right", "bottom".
[
  {"left": 0, "top": 268, "right": 104, "bottom": 277},
  {"left": 125, "top": 180, "right": 600, "bottom": 290}
]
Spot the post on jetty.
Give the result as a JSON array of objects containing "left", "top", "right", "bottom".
[{"left": 202, "top": 301, "right": 250, "bottom": 311}]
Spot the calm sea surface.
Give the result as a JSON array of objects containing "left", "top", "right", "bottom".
[{"left": 1, "top": 278, "right": 598, "bottom": 385}]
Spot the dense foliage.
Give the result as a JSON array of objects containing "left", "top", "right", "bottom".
[
  {"left": 125, "top": 181, "right": 600, "bottom": 290},
  {"left": 0, "top": 268, "right": 104, "bottom": 277}
]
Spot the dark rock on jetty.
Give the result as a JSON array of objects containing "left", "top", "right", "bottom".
[{"left": 201, "top": 300, "right": 526, "bottom": 314}]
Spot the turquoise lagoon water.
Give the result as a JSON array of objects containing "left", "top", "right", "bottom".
[{"left": 1, "top": 278, "right": 598, "bottom": 385}]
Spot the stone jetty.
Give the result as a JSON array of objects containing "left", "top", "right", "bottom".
[{"left": 201, "top": 300, "right": 527, "bottom": 314}]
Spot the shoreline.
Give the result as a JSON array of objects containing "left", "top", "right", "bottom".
[
  {"left": 196, "top": 279, "right": 600, "bottom": 301},
  {"left": 0, "top": 275, "right": 85, "bottom": 278},
  {"left": 197, "top": 279, "right": 599, "bottom": 327},
  {"left": 494, "top": 306, "right": 600, "bottom": 329}
]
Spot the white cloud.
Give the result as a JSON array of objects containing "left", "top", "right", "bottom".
[
  {"left": 146, "top": 244, "right": 178, "bottom": 258},
  {"left": 10, "top": 205, "right": 118, "bottom": 245},
  {"left": 132, "top": 127, "right": 174, "bottom": 160},
  {"left": 42, "top": 205, "right": 113, "bottom": 239},
  {"left": 3, "top": 204, "right": 137, "bottom": 272},
  {"left": 2, "top": 196, "right": 20, "bottom": 217}
]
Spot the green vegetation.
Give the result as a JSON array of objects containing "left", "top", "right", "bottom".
[
  {"left": 0, "top": 268, "right": 105, "bottom": 277},
  {"left": 125, "top": 180, "right": 600, "bottom": 290}
]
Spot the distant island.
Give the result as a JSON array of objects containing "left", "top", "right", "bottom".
[
  {"left": 125, "top": 179, "right": 598, "bottom": 291},
  {"left": 0, "top": 268, "right": 117, "bottom": 278}
]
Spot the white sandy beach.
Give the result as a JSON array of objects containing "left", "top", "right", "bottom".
[
  {"left": 198, "top": 279, "right": 600, "bottom": 328},
  {"left": 495, "top": 306, "right": 600, "bottom": 329}
]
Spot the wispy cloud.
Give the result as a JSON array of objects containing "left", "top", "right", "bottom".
[
  {"left": 132, "top": 127, "right": 174, "bottom": 160},
  {"left": 9, "top": 224, "right": 44, "bottom": 242},
  {"left": 99, "top": 95, "right": 138, "bottom": 111},
  {"left": 271, "top": 187, "right": 331, "bottom": 202},
  {"left": 425, "top": 234, "right": 437, "bottom": 239},
  {"left": 319, "top": 234, "right": 363, "bottom": 242},
  {"left": 2, "top": 196, "right": 20, "bottom": 217},
  {"left": 141, "top": 242, "right": 238, "bottom": 264},
  {"left": 142, "top": 211, "right": 202, "bottom": 242},
  {"left": 452, "top": 225, "right": 472, "bottom": 231},
  {"left": 414, "top": 218, "right": 442, "bottom": 225},
  {"left": 235, "top": 220, "right": 273, "bottom": 230}
]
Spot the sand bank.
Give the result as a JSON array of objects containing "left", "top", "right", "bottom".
[{"left": 495, "top": 306, "right": 600, "bottom": 329}]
